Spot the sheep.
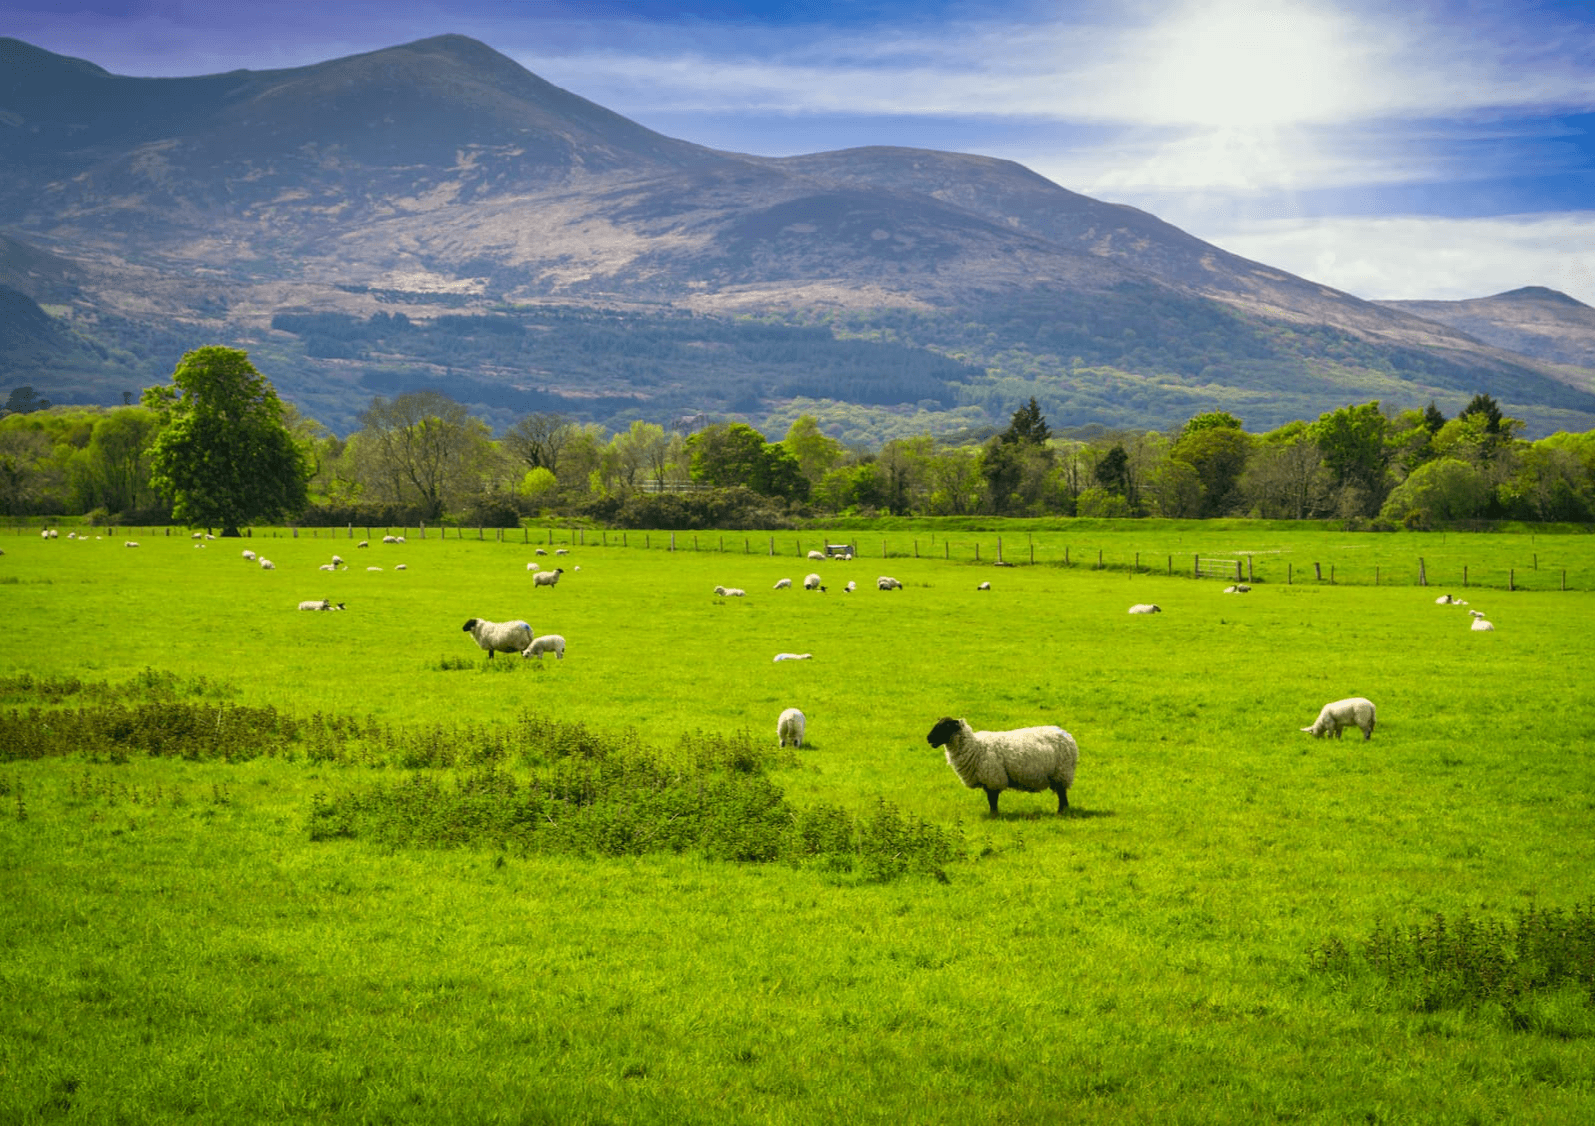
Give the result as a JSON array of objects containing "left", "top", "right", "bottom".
[
  {"left": 357, "top": 540, "right": 369, "bottom": 548},
  {"left": 977, "top": 581, "right": 991, "bottom": 591},
  {"left": 573, "top": 566, "right": 581, "bottom": 572},
  {"left": 807, "top": 550, "right": 826, "bottom": 561},
  {"left": 555, "top": 548, "right": 569, "bottom": 556},
  {"left": 777, "top": 707, "right": 806, "bottom": 748},
  {"left": 124, "top": 541, "right": 139, "bottom": 548},
  {"left": 1471, "top": 618, "right": 1495, "bottom": 631},
  {"left": 382, "top": 535, "right": 398, "bottom": 544},
  {"left": 535, "top": 548, "right": 548, "bottom": 556},
  {"left": 192, "top": 531, "right": 203, "bottom": 539},
  {"left": 1128, "top": 603, "right": 1161, "bottom": 614},
  {"left": 395, "top": 564, "right": 407, "bottom": 571},
  {"left": 259, "top": 558, "right": 275, "bottom": 570},
  {"left": 366, "top": 566, "right": 381, "bottom": 572},
  {"left": 527, "top": 562, "right": 540, "bottom": 571},
  {"left": 925, "top": 717, "right": 1079, "bottom": 816},
  {"left": 803, "top": 572, "right": 823, "bottom": 590},
  {"left": 713, "top": 585, "right": 746, "bottom": 597},
  {"left": 773, "top": 653, "right": 813, "bottom": 662},
  {"left": 1301, "top": 697, "right": 1376, "bottom": 740},
  {"left": 520, "top": 634, "right": 566, "bottom": 660},
  {"left": 242, "top": 549, "right": 256, "bottom": 561},
  {"left": 462, "top": 617, "right": 533, "bottom": 660},
  {"left": 331, "top": 555, "right": 344, "bottom": 568},
  {"left": 298, "top": 599, "right": 345, "bottom": 611},
  {"left": 1223, "top": 584, "right": 1251, "bottom": 593},
  {"left": 1435, "top": 594, "right": 1457, "bottom": 604},
  {"left": 1468, "top": 609, "right": 1486, "bottom": 619},
  {"left": 319, "top": 563, "right": 336, "bottom": 571},
  {"left": 773, "top": 578, "right": 792, "bottom": 590},
  {"left": 877, "top": 576, "right": 902, "bottom": 590},
  {"left": 844, "top": 580, "right": 857, "bottom": 593},
  {"left": 533, "top": 568, "right": 564, "bottom": 588}
]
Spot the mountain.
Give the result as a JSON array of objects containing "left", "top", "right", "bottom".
[
  {"left": 4, "top": 34, "right": 1594, "bottom": 439},
  {"left": 1377, "top": 288, "right": 1595, "bottom": 377}
]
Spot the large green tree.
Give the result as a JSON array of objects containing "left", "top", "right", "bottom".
[{"left": 143, "top": 347, "right": 311, "bottom": 536}]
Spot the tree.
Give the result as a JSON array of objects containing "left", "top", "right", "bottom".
[
  {"left": 1311, "top": 402, "right": 1391, "bottom": 516},
  {"left": 1172, "top": 416, "right": 1251, "bottom": 516},
  {"left": 5, "top": 386, "right": 50, "bottom": 414},
  {"left": 355, "top": 390, "right": 493, "bottom": 521},
  {"left": 1001, "top": 397, "right": 1051, "bottom": 446},
  {"left": 503, "top": 412, "right": 576, "bottom": 477},
  {"left": 142, "top": 347, "right": 311, "bottom": 535},
  {"left": 782, "top": 415, "right": 843, "bottom": 484},
  {"left": 1379, "top": 458, "right": 1489, "bottom": 526}
]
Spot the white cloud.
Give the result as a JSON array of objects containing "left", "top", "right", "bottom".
[{"left": 1193, "top": 213, "right": 1595, "bottom": 305}]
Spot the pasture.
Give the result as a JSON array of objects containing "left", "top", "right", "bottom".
[{"left": 2, "top": 525, "right": 1594, "bottom": 1123}]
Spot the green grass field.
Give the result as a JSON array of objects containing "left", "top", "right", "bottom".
[{"left": 3, "top": 524, "right": 1594, "bottom": 1123}]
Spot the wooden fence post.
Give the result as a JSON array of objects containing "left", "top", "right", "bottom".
[
  {"left": 1418, "top": 557, "right": 1426, "bottom": 586},
  {"left": 1314, "top": 562, "right": 1322, "bottom": 581},
  {"left": 1193, "top": 554, "right": 1200, "bottom": 578}
]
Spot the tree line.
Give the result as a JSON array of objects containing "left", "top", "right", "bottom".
[{"left": 4, "top": 348, "right": 1595, "bottom": 531}]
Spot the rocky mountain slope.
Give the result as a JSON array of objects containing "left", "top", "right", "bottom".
[{"left": 3, "top": 34, "right": 1592, "bottom": 438}]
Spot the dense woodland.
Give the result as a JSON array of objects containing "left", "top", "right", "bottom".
[{"left": 6, "top": 366, "right": 1595, "bottom": 530}]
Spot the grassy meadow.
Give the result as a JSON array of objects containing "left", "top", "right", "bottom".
[{"left": 3, "top": 522, "right": 1594, "bottom": 1123}]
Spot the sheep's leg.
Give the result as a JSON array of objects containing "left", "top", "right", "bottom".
[
  {"left": 487, "top": 650, "right": 495, "bottom": 660},
  {"left": 983, "top": 788, "right": 1001, "bottom": 816},
  {"left": 1053, "top": 784, "right": 1069, "bottom": 813}
]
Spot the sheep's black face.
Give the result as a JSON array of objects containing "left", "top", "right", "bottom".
[
  {"left": 926, "top": 717, "right": 961, "bottom": 747},
  {"left": 462, "top": 619, "right": 478, "bottom": 632}
]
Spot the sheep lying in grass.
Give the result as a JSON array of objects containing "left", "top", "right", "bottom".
[
  {"left": 1471, "top": 618, "right": 1495, "bottom": 631},
  {"left": 977, "top": 581, "right": 991, "bottom": 591},
  {"left": 298, "top": 599, "right": 345, "bottom": 611},
  {"left": 777, "top": 707, "right": 806, "bottom": 748},
  {"left": 877, "top": 576, "right": 902, "bottom": 590},
  {"left": 1301, "top": 697, "right": 1376, "bottom": 740},
  {"left": 925, "top": 716, "right": 1079, "bottom": 816},
  {"left": 462, "top": 618, "right": 533, "bottom": 660},
  {"left": 773, "top": 653, "right": 812, "bottom": 662},
  {"left": 533, "top": 568, "right": 564, "bottom": 588},
  {"left": 259, "top": 558, "right": 275, "bottom": 570},
  {"left": 527, "top": 562, "right": 540, "bottom": 571},
  {"left": 1223, "top": 584, "right": 1251, "bottom": 593},
  {"left": 1128, "top": 603, "right": 1161, "bottom": 614},
  {"left": 124, "top": 541, "right": 139, "bottom": 548},
  {"left": 318, "top": 563, "right": 336, "bottom": 571},
  {"left": 807, "top": 550, "right": 826, "bottom": 561},
  {"left": 712, "top": 586, "right": 746, "bottom": 597},
  {"left": 242, "top": 549, "right": 256, "bottom": 561},
  {"left": 520, "top": 634, "right": 566, "bottom": 660}
]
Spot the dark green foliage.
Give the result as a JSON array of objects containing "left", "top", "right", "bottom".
[
  {"left": 580, "top": 485, "right": 799, "bottom": 530},
  {"left": 1311, "top": 903, "right": 1595, "bottom": 1022}
]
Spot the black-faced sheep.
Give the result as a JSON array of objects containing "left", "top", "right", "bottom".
[
  {"left": 533, "top": 568, "right": 564, "bottom": 588},
  {"left": 462, "top": 618, "right": 533, "bottom": 659},
  {"left": 926, "top": 717, "right": 1079, "bottom": 816}
]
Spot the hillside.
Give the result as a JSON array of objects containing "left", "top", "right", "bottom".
[
  {"left": 3, "top": 34, "right": 1593, "bottom": 438},
  {"left": 1378, "top": 288, "right": 1595, "bottom": 377}
]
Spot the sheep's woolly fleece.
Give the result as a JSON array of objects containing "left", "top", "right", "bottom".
[
  {"left": 463, "top": 618, "right": 534, "bottom": 659},
  {"left": 777, "top": 707, "right": 806, "bottom": 748},
  {"left": 1301, "top": 697, "right": 1376, "bottom": 740}
]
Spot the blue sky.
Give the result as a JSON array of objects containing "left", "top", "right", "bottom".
[{"left": 7, "top": 0, "right": 1595, "bottom": 307}]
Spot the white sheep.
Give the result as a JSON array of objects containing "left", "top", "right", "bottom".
[
  {"left": 462, "top": 617, "right": 533, "bottom": 660},
  {"left": 259, "top": 558, "right": 275, "bottom": 570},
  {"left": 555, "top": 548, "right": 569, "bottom": 556},
  {"left": 1468, "top": 609, "right": 1486, "bottom": 618},
  {"left": 366, "top": 566, "right": 382, "bottom": 571},
  {"left": 777, "top": 707, "right": 806, "bottom": 748},
  {"left": 331, "top": 555, "right": 344, "bottom": 568},
  {"left": 803, "top": 573, "right": 824, "bottom": 590},
  {"left": 382, "top": 535, "right": 398, "bottom": 544},
  {"left": 773, "top": 653, "right": 813, "bottom": 662},
  {"left": 1223, "top": 584, "right": 1251, "bottom": 593},
  {"left": 520, "top": 634, "right": 566, "bottom": 660},
  {"left": 877, "top": 576, "right": 902, "bottom": 591},
  {"left": 395, "top": 564, "right": 407, "bottom": 571},
  {"left": 1128, "top": 603, "right": 1161, "bottom": 614},
  {"left": 526, "top": 562, "right": 540, "bottom": 571},
  {"left": 533, "top": 568, "right": 564, "bottom": 588},
  {"left": 844, "top": 580, "right": 857, "bottom": 593},
  {"left": 807, "top": 550, "right": 826, "bottom": 561},
  {"left": 925, "top": 717, "right": 1079, "bottom": 816},
  {"left": 713, "top": 585, "right": 746, "bottom": 597},
  {"left": 1301, "top": 697, "right": 1376, "bottom": 740},
  {"left": 1471, "top": 618, "right": 1495, "bottom": 631},
  {"left": 124, "top": 541, "right": 139, "bottom": 548},
  {"left": 535, "top": 548, "right": 548, "bottom": 556},
  {"left": 298, "top": 599, "right": 345, "bottom": 611},
  {"left": 977, "top": 581, "right": 991, "bottom": 591},
  {"left": 319, "top": 563, "right": 336, "bottom": 571},
  {"left": 357, "top": 540, "right": 369, "bottom": 548},
  {"left": 773, "top": 578, "right": 792, "bottom": 590}
]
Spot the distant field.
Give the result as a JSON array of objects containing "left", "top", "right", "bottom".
[{"left": 3, "top": 526, "right": 1593, "bottom": 1123}]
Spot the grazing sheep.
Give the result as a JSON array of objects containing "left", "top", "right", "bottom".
[
  {"left": 1128, "top": 603, "right": 1162, "bottom": 614},
  {"left": 533, "top": 568, "right": 564, "bottom": 588},
  {"left": 382, "top": 535, "right": 398, "bottom": 544},
  {"left": 243, "top": 549, "right": 257, "bottom": 562},
  {"left": 977, "top": 582, "right": 991, "bottom": 591},
  {"left": 535, "top": 548, "right": 548, "bottom": 556},
  {"left": 1223, "top": 584, "right": 1251, "bottom": 593},
  {"left": 462, "top": 618, "right": 533, "bottom": 659},
  {"left": 844, "top": 580, "right": 857, "bottom": 593},
  {"left": 777, "top": 707, "right": 806, "bottom": 748},
  {"left": 573, "top": 566, "right": 581, "bottom": 572},
  {"left": 1471, "top": 618, "right": 1495, "bottom": 631},
  {"left": 395, "top": 564, "right": 407, "bottom": 571},
  {"left": 357, "top": 540, "right": 369, "bottom": 548},
  {"left": 773, "top": 578, "right": 792, "bottom": 590},
  {"left": 1301, "top": 697, "right": 1376, "bottom": 740},
  {"left": 807, "top": 550, "right": 826, "bottom": 561},
  {"left": 773, "top": 653, "right": 813, "bottom": 662},
  {"left": 298, "top": 599, "right": 345, "bottom": 611},
  {"left": 555, "top": 548, "right": 569, "bottom": 556},
  {"left": 520, "top": 633, "right": 566, "bottom": 660},
  {"left": 192, "top": 531, "right": 203, "bottom": 539},
  {"left": 259, "top": 558, "right": 274, "bottom": 570},
  {"left": 713, "top": 585, "right": 746, "bottom": 597},
  {"left": 877, "top": 576, "right": 903, "bottom": 590},
  {"left": 925, "top": 717, "right": 1079, "bottom": 816},
  {"left": 331, "top": 555, "right": 344, "bottom": 568},
  {"left": 803, "top": 573, "right": 825, "bottom": 591}
]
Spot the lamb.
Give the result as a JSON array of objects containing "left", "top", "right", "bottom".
[
  {"left": 462, "top": 617, "right": 533, "bottom": 660},
  {"left": 124, "top": 541, "right": 139, "bottom": 548},
  {"left": 527, "top": 562, "right": 540, "bottom": 571},
  {"left": 803, "top": 573, "right": 825, "bottom": 591},
  {"left": 533, "top": 568, "right": 564, "bottom": 588},
  {"left": 366, "top": 566, "right": 382, "bottom": 571},
  {"left": 331, "top": 555, "right": 344, "bottom": 568},
  {"left": 977, "top": 582, "right": 991, "bottom": 591},
  {"left": 1468, "top": 609, "right": 1486, "bottom": 619},
  {"left": 298, "top": 599, "right": 345, "bottom": 611},
  {"left": 382, "top": 535, "right": 398, "bottom": 543},
  {"left": 357, "top": 540, "right": 369, "bottom": 548},
  {"left": 259, "top": 558, "right": 274, "bottom": 570},
  {"left": 1471, "top": 618, "right": 1495, "bottom": 631},
  {"left": 1128, "top": 603, "right": 1162, "bottom": 614},
  {"left": 844, "top": 580, "right": 857, "bottom": 593},
  {"left": 520, "top": 634, "right": 566, "bottom": 660},
  {"left": 773, "top": 653, "right": 813, "bottom": 662},
  {"left": 773, "top": 578, "right": 792, "bottom": 590},
  {"left": 1301, "top": 697, "right": 1376, "bottom": 740},
  {"left": 712, "top": 585, "right": 746, "bottom": 597},
  {"left": 877, "top": 576, "right": 902, "bottom": 590},
  {"left": 925, "top": 717, "right": 1079, "bottom": 816},
  {"left": 319, "top": 563, "right": 336, "bottom": 571},
  {"left": 777, "top": 707, "right": 806, "bottom": 748},
  {"left": 1223, "top": 584, "right": 1251, "bottom": 593},
  {"left": 555, "top": 548, "right": 570, "bottom": 556},
  {"left": 395, "top": 564, "right": 407, "bottom": 571},
  {"left": 535, "top": 548, "right": 548, "bottom": 556}
]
